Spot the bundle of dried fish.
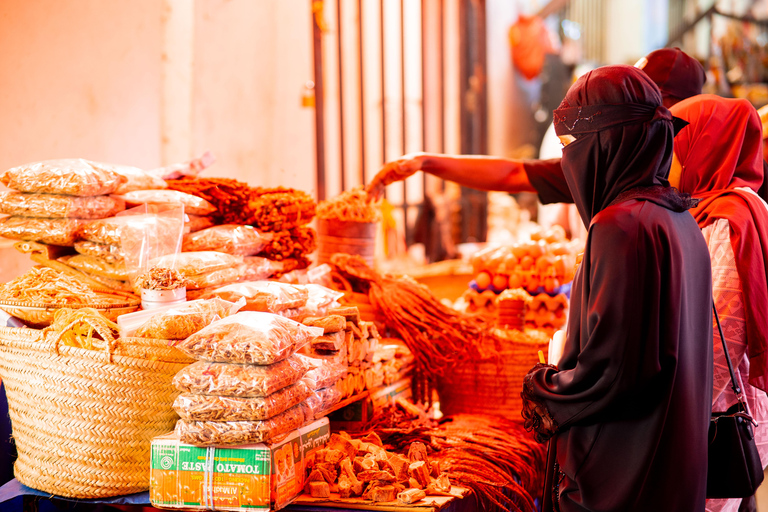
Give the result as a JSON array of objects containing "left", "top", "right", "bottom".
[{"left": 330, "top": 253, "right": 487, "bottom": 377}]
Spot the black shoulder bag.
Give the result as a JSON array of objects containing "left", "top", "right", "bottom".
[{"left": 706, "top": 303, "right": 764, "bottom": 499}]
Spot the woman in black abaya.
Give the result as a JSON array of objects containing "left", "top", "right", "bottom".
[{"left": 521, "top": 65, "right": 714, "bottom": 511}]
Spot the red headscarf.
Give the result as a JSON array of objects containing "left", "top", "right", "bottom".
[{"left": 670, "top": 94, "right": 768, "bottom": 392}]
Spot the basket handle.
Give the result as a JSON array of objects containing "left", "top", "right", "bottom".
[{"left": 48, "top": 320, "right": 116, "bottom": 362}]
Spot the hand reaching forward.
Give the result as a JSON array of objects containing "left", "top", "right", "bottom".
[{"left": 365, "top": 153, "right": 426, "bottom": 201}]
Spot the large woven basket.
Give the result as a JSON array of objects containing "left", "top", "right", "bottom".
[
  {"left": 436, "top": 327, "right": 550, "bottom": 418},
  {"left": 0, "top": 326, "right": 191, "bottom": 498}
]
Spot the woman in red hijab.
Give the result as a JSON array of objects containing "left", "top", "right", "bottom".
[
  {"left": 521, "top": 65, "right": 713, "bottom": 511},
  {"left": 669, "top": 94, "right": 768, "bottom": 512}
]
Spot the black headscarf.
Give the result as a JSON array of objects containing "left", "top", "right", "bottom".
[{"left": 553, "top": 64, "right": 687, "bottom": 225}]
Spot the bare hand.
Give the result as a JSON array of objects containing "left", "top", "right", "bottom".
[{"left": 365, "top": 153, "right": 425, "bottom": 201}]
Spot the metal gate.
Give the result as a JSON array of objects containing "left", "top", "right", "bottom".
[{"left": 310, "top": 0, "right": 488, "bottom": 259}]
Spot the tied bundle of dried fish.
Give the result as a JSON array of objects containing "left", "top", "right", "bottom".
[
  {"left": 316, "top": 186, "right": 380, "bottom": 222},
  {"left": 256, "top": 227, "right": 316, "bottom": 261},
  {"left": 370, "top": 410, "right": 545, "bottom": 512},
  {"left": 165, "top": 177, "right": 258, "bottom": 225},
  {"left": 247, "top": 188, "right": 317, "bottom": 232},
  {"left": 330, "top": 253, "right": 487, "bottom": 377}
]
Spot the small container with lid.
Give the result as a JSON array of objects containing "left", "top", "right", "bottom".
[{"left": 140, "top": 286, "right": 186, "bottom": 310}]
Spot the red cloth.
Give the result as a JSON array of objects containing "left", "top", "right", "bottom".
[
  {"left": 508, "top": 15, "right": 555, "bottom": 80},
  {"left": 671, "top": 94, "right": 768, "bottom": 392}
]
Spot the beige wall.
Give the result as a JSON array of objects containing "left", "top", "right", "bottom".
[
  {"left": 0, "top": 0, "right": 164, "bottom": 170},
  {"left": 192, "top": 0, "right": 316, "bottom": 191},
  {"left": 0, "top": 0, "right": 317, "bottom": 191}
]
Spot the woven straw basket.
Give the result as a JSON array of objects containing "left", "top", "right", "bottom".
[
  {"left": 436, "top": 327, "right": 550, "bottom": 418},
  {"left": 0, "top": 326, "right": 191, "bottom": 498}
]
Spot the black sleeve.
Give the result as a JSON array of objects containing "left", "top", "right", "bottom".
[{"left": 523, "top": 158, "right": 573, "bottom": 204}]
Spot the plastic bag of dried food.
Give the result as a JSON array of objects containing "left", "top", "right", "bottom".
[
  {"left": 300, "top": 385, "right": 343, "bottom": 421},
  {"left": 80, "top": 210, "right": 182, "bottom": 246},
  {"left": 0, "top": 159, "right": 126, "bottom": 196},
  {"left": 74, "top": 240, "right": 124, "bottom": 264},
  {"left": 172, "top": 355, "right": 309, "bottom": 397},
  {"left": 0, "top": 191, "right": 125, "bottom": 219},
  {"left": 298, "top": 284, "right": 344, "bottom": 317},
  {"left": 111, "top": 165, "right": 167, "bottom": 195},
  {"left": 182, "top": 224, "right": 272, "bottom": 256},
  {"left": 117, "top": 204, "right": 185, "bottom": 287},
  {"left": 174, "top": 404, "right": 305, "bottom": 446},
  {"left": 202, "top": 281, "right": 308, "bottom": 313},
  {"left": 59, "top": 254, "right": 128, "bottom": 281},
  {"left": 298, "top": 354, "right": 348, "bottom": 390},
  {"left": 173, "top": 381, "right": 312, "bottom": 421},
  {"left": 148, "top": 251, "right": 245, "bottom": 290},
  {"left": 150, "top": 251, "right": 243, "bottom": 276},
  {"left": 173, "top": 311, "right": 324, "bottom": 364},
  {"left": 117, "top": 189, "right": 217, "bottom": 216},
  {"left": 0, "top": 216, "right": 82, "bottom": 246},
  {"left": 187, "top": 265, "right": 245, "bottom": 290},
  {"left": 185, "top": 214, "right": 215, "bottom": 233},
  {"left": 130, "top": 298, "right": 243, "bottom": 339},
  {"left": 242, "top": 257, "right": 277, "bottom": 281}
]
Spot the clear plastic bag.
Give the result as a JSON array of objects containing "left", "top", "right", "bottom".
[
  {"left": 111, "top": 165, "right": 167, "bottom": 195},
  {"left": 242, "top": 257, "right": 278, "bottom": 281},
  {"left": 74, "top": 240, "right": 124, "bottom": 264},
  {"left": 172, "top": 355, "right": 309, "bottom": 397},
  {"left": 59, "top": 254, "right": 128, "bottom": 280},
  {"left": 300, "top": 385, "right": 343, "bottom": 421},
  {"left": 0, "top": 216, "right": 82, "bottom": 246},
  {"left": 298, "top": 354, "right": 348, "bottom": 390},
  {"left": 150, "top": 251, "right": 243, "bottom": 276},
  {"left": 115, "top": 204, "right": 186, "bottom": 288},
  {"left": 0, "top": 191, "right": 125, "bottom": 219},
  {"left": 79, "top": 207, "right": 184, "bottom": 248},
  {"left": 173, "top": 381, "right": 312, "bottom": 421},
  {"left": 148, "top": 251, "right": 245, "bottom": 290},
  {"left": 117, "top": 189, "right": 217, "bottom": 216},
  {"left": 0, "top": 159, "right": 126, "bottom": 196},
  {"left": 182, "top": 224, "right": 272, "bottom": 256},
  {"left": 298, "top": 284, "right": 345, "bottom": 317},
  {"left": 173, "top": 311, "right": 324, "bottom": 364},
  {"left": 185, "top": 265, "right": 245, "bottom": 290},
  {"left": 185, "top": 214, "right": 215, "bottom": 233},
  {"left": 174, "top": 404, "right": 305, "bottom": 446},
  {"left": 201, "top": 281, "right": 308, "bottom": 313},
  {"left": 128, "top": 297, "right": 243, "bottom": 340}
]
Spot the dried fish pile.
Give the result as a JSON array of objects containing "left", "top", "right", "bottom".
[
  {"left": 329, "top": 253, "right": 488, "bottom": 377},
  {"left": 368, "top": 408, "right": 545, "bottom": 512}
]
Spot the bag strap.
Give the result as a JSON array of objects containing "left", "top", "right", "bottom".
[{"left": 713, "top": 302, "right": 742, "bottom": 398}]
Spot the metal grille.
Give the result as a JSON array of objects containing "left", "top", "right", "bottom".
[
  {"left": 310, "top": 0, "right": 488, "bottom": 254},
  {"left": 561, "top": 0, "right": 607, "bottom": 64}
]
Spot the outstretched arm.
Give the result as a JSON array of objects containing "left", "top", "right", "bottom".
[{"left": 365, "top": 152, "right": 538, "bottom": 199}]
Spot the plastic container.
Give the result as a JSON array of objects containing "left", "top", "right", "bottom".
[{"left": 140, "top": 287, "right": 186, "bottom": 310}]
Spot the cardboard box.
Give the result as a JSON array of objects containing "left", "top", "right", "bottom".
[{"left": 150, "top": 418, "right": 329, "bottom": 511}]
